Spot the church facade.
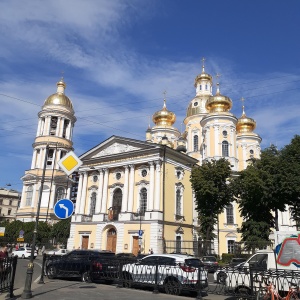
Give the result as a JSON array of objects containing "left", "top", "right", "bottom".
[{"left": 17, "top": 59, "right": 297, "bottom": 256}]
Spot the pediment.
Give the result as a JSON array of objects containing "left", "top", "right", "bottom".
[
  {"left": 93, "top": 142, "right": 141, "bottom": 158},
  {"left": 80, "top": 136, "right": 158, "bottom": 160},
  {"left": 21, "top": 173, "right": 38, "bottom": 181}
]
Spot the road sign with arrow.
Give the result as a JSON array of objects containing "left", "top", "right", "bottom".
[{"left": 54, "top": 199, "right": 74, "bottom": 219}]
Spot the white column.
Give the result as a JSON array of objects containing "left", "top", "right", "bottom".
[
  {"left": 75, "top": 173, "right": 84, "bottom": 214},
  {"left": 56, "top": 117, "right": 61, "bottom": 136},
  {"left": 154, "top": 161, "right": 161, "bottom": 210},
  {"left": 230, "top": 127, "right": 235, "bottom": 158},
  {"left": 95, "top": 169, "right": 103, "bottom": 213},
  {"left": 122, "top": 166, "right": 129, "bottom": 212},
  {"left": 148, "top": 162, "right": 154, "bottom": 210},
  {"left": 101, "top": 168, "right": 109, "bottom": 213},
  {"left": 40, "top": 118, "right": 45, "bottom": 136},
  {"left": 31, "top": 184, "right": 37, "bottom": 208},
  {"left": 187, "top": 125, "right": 192, "bottom": 152},
  {"left": 19, "top": 185, "right": 27, "bottom": 208},
  {"left": 49, "top": 183, "right": 56, "bottom": 209},
  {"left": 31, "top": 150, "right": 37, "bottom": 169},
  {"left": 214, "top": 125, "right": 219, "bottom": 156},
  {"left": 127, "top": 165, "right": 135, "bottom": 212},
  {"left": 39, "top": 148, "right": 45, "bottom": 168},
  {"left": 36, "top": 119, "right": 41, "bottom": 136},
  {"left": 45, "top": 116, "right": 51, "bottom": 135},
  {"left": 79, "top": 172, "right": 88, "bottom": 214},
  {"left": 206, "top": 126, "right": 211, "bottom": 157},
  {"left": 66, "top": 120, "right": 71, "bottom": 140}
]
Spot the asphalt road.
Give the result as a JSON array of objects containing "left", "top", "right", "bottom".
[{"left": 13, "top": 255, "right": 43, "bottom": 291}]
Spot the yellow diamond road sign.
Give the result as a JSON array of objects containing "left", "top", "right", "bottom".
[{"left": 58, "top": 151, "right": 82, "bottom": 175}]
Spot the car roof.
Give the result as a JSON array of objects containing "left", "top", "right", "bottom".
[{"left": 145, "top": 254, "right": 198, "bottom": 261}]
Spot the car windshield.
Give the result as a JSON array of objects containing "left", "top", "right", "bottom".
[
  {"left": 185, "top": 258, "right": 202, "bottom": 267},
  {"left": 203, "top": 256, "right": 216, "bottom": 262}
]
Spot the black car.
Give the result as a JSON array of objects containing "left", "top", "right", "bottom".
[
  {"left": 46, "top": 249, "right": 116, "bottom": 282},
  {"left": 201, "top": 256, "right": 219, "bottom": 273}
]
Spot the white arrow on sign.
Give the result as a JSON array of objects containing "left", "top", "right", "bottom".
[{"left": 59, "top": 204, "right": 69, "bottom": 219}]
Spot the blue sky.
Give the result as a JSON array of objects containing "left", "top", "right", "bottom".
[{"left": 1, "top": 0, "right": 300, "bottom": 192}]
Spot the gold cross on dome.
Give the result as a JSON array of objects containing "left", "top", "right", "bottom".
[
  {"left": 163, "top": 90, "right": 167, "bottom": 100},
  {"left": 201, "top": 57, "right": 206, "bottom": 65},
  {"left": 61, "top": 70, "right": 65, "bottom": 80}
]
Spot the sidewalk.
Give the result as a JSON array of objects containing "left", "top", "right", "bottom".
[{"left": 10, "top": 279, "right": 231, "bottom": 300}]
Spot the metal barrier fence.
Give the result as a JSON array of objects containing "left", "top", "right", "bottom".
[
  {"left": 41, "top": 255, "right": 300, "bottom": 299},
  {"left": 0, "top": 256, "right": 18, "bottom": 298}
]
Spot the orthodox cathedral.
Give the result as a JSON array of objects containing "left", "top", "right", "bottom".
[{"left": 16, "top": 59, "right": 296, "bottom": 256}]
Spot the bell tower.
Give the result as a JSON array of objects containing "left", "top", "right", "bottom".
[{"left": 17, "top": 78, "right": 77, "bottom": 222}]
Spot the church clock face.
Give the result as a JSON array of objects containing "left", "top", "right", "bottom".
[
  {"left": 141, "top": 169, "right": 147, "bottom": 177},
  {"left": 116, "top": 172, "right": 121, "bottom": 180}
]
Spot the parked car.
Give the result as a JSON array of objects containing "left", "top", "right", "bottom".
[
  {"left": 121, "top": 253, "right": 208, "bottom": 295},
  {"left": 115, "top": 253, "right": 136, "bottom": 259},
  {"left": 201, "top": 256, "right": 219, "bottom": 273},
  {"left": 46, "top": 249, "right": 116, "bottom": 282},
  {"left": 11, "top": 247, "right": 38, "bottom": 259},
  {"left": 46, "top": 249, "right": 69, "bottom": 256}
]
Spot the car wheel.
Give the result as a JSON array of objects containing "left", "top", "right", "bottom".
[
  {"left": 122, "top": 272, "right": 133, "bottom": 288},
  {"left": 164, "top": 278, "right": 182, "bottom": 295},
  {"left": 81, "top": 271, "right": 91, "bottom": 283},
  {"left": 104, "top": 279, "right": 114, "bottom": 285},
  {"left": 217, "top": 272, "right": 227, "bottom": 284},
  {"left": 47, "top": 265, "right": 57, "bottom": 279}
]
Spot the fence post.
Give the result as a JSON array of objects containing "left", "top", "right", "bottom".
[
  {"left": 196, "top": 265, "right": 203, "bottom": 300},
  {"left": 153, "top": 257, "right": 159, "bottom": 294},
  {"left": 38, "top": 253, "right": 47, "bottom": 284},
  {"left": 116, "top": 259, "right": 123, "bottom": 288},
  {"left": 8, "top": 255, "right": 18, "bottom": 299},
  {"left": 250, "top": 268, "right": 254, "bottom": 297}
]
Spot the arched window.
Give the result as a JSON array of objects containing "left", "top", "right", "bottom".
[
  {"left": 226, "top": 204, "right": 234, "bottom": 224},
  {"left": 222, "top": 141, "right": 229, "bottom": 157},
  {"left": 139, "top": 187, "right": 147, "bottom": 216},
  {"left": 193, "top": 135, "right": 199, "bottom": 152},
  {"left": 90, "top": 192, "right": 96, "bottom": 215},
  {"left": 25, "top": 186, "right": 33, "bottom": 206},
  {"left": 55, "top": 187, "right": 65, "bottom": 203},
  {"left": 176, "top": 188, "right": 181, "bottom": 216},
  {"left": 112, "top": 188, "right": 122, "bottom": 220}
]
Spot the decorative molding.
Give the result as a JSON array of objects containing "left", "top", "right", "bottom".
[{"left": 93, "top": 143, "right": 140, "bottom": 157}]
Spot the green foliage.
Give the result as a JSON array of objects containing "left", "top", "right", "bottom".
[
  {"left": 50, "top": 218, "right": 71, "bottom": 245},
  {"left": 279, "top": 135, "right": 300, "bottom": 226},
  {"left": 237, "top": 220, "right": 272, "bottom": 253},
  {"left": 191, "top": 158, "right": 233, "bottom": 247}
]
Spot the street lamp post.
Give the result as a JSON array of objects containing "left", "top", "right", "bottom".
[{"left": 22, "top": 144, "right": 49, "bottom": 299}]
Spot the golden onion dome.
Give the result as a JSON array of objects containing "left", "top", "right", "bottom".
[
  {"left": 194, "top": 63, "right": 213, "bottom": 87},
  {"left": 236, "top": 106, "right": 256, "bottom": 134},
  {"left": 152, "top": 100, "right": 176, "bottom": 126},
  {"left": 43, "top": 79, "right": 73, "bottom": 110},
  {"left": 206, "top": 83, "right": 232, "bottom": 112}
]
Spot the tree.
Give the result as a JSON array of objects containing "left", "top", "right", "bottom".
[
  {"left": 232, "top": 145, "right": 290, "bottom": 250},
  {"left": 50, "top": 218, "right": 71, "bottom": 246},
  {"left": 279, "top": 135, "right": 300, "bottom": 228},
  {"left": 190, "top": 158, "right": 233, "bottom": 253}
]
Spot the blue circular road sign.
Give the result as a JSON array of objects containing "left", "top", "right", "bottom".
[{"left": 54, "top": 199, "right": 74, "bottom": 219}]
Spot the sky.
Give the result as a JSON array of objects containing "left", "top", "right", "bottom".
[{"left": 1, "top": 0, "right": 300, "bottom": 192}]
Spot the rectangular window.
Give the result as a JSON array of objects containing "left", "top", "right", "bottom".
[{"left": 8, "top": 209, "right": 11, "bottom": 215}]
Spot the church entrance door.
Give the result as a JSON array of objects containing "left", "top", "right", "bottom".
[{"left": 106, "top": 228, "right": 117, "bottom": 252}]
